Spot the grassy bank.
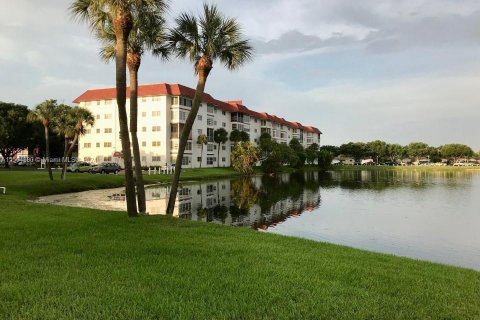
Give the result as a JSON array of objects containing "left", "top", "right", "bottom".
[{"left": 1, "top": 170, "right": 480, "bottom": 319}]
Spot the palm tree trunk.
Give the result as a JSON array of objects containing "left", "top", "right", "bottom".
[
  {"left": 217, "top": 143, "right": 220, "bottom": 167},
  {"left": 64, "top": 133, "right": 80, "bottom": 179},
  {"left": 61, "top": 135, "right": 69, "bottom": 180},
  {"left": 166, "top": 75, "right": 208, "bottom": 215},
  {"left": 114, "top": 11, "right": 137, "bottom": 217},
  {"left": 128, "top": 57, "right": 146, "bottom": 214},
  {"left": 199, "top": 144, "right": 203, "bottom": 168},
  {"left": 45, "top": 125, "right": 53, "bottom": 181}
]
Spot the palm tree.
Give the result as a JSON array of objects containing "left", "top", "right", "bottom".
[
  {"left": 197, "top": 134, "right": 208, "bottom": 168},
  {"left": 96, "top": 3, "right": 168, "bottom": 213},
  {"left": 71, "top": 0, "right": 166, "bottom": 216},
  {"left": 165, "top": 3, "right": 252, "bottom": 215},
  {"left": 27, "top": 99, "right": 59, "bottom": 181},
  {"left": 53, "top": 105, "right": 76, "bottom": 180},
  {"left": 63, "top": 107, "right": 95, "bottom": 179},
  {"left": 213, "top": 128, "right": 228, "bottom": 167}
]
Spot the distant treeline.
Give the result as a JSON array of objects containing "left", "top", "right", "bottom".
[{"left": 320, "top": 141, "right": 478, "bottom": 163}]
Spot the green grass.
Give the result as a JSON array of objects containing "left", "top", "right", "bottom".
[{"left": 1, "top": 170, "right": 480, "bottom": 319}]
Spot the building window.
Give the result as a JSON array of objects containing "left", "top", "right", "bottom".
[
  {"left": 83, "top": 143, "right": 91, "bottom": 148},
  {"left": 152, "top": 156, "right": 161, "bottom": 162},
  {"left": 152, "top": 141, "right": 161, "bottom": 147},
  {"left": 171, "top": 96, "right": 179, "bottom": 105},
  {"left": 222, "top": 111, "right": 226, "bottom": 115},
  {"left": 95, "top": 114, "right": 100, "bottom": 119},
  {"left": 152, "top": 111, "right": 161, "bottom": 117},
  {"left": 152, "top": 126, "right": 161, "bottom": 132},
  {"left": 207, "top": 118, "right": 214, "bottom": 126},
  {"left": 96, "top": 143, "right": 100, "bottom": 148},
  {"left": 222, "top": 157, "right": 226, "bottom": 162},
  {"left": 104, "top": 142, "right": 112, "bottom": 147},
  {"left": 207, "top": 157, "right": 215, "bottom": 165},
  {"left": 142, "top": 112, "right": 147, "bottom": 117},
  {"left": 186, "top": 142, "right": 192, "bottom": 151},
  {"left": 104, "top": 114, "right": 112, "bottom": 119},
  {"left": 142, "top": 97, "right": 147, "bottom": 102},
  {"left": 152, "top": 96, "right": 160, "bottom": 102},
  {"left": 142, "top": 141, "right": 146, "bottom": 147},
  {"left": 222, "top": 122, "right": 226, "bottom": 128},
  {"left": 171, "top": 141, "right": 179, "bottom": 150},
  {"left": 103, "top": 156, "right": 112, "bottom": 161},
  {"left": 222, "top": 145, "right": 226, "bottom": 150},
  {"left": 207, "top": 128, "right": 214, "bottom": 142},
  {"left": 197, "top": 157, "right": 202, "bottom": 162},
  {"left": 207, "top": 105, "right": 214, "bottom": 113},
  {"left": 84, "top": 129, "right": 91, "bottom": 134},
  {"left": 207, "top": 144, "right": 214, "bottom": 152},
  {"left": 96, "top": 100, "right": 101, "bottom": 105},
  {"left": 197, "top": 129, "right": 202, "bottom": 135},
  {"left": 142, "top": 127, "right": 147, "bottom": 132},
  {"left": 96, "top": 129, "right": 100, "bottom": 134},
  {"left": 180, "top": 111, "right": 188, "bottom": 121},
  {"left": 104, "top": 128, "right": 112, "bottom": 133},
  {"left": 197, "top": 115, "right": 202, "bottom": 121},
  {"left": 105, "top": 99, "right": 113, "bottom": 105},
  {"left": 180, "top": 97, "right": 192, "bottom": 107},
  {"left": 141, "top": 156, "right": 147, "bottom": 162},
  {"left": 181, "top": 157, "right": 190, "bottom": 166},
  {"left": 86, "top": 102, "right": 92, "bottom": 107}
]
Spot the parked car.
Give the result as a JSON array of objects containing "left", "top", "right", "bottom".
[
  {"left": 89, "top": 162, "right": 121, "bottom": 174},
  {"left": 67, "top": 161, "right": 92, "bottom": 173}
]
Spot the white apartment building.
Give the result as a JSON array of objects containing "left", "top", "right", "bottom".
[{"left": 73, "top": 83, "right": 322, "bottom": 168}]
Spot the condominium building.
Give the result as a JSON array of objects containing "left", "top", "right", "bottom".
[{"left": 73, "top": 83, "right": 322, "bottom": 168}]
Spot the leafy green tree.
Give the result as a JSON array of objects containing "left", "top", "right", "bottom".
[
  {"left": 96, "top": 1, "right": 168, "bottom": 213},
  {"left": 289, "top": 138, "right": 306, "bottom": 168},
  {"left": 27, "top": 99, "right": 60, "bottom": 180},
  {"left": 440, "top": 144, "right": 474, "bottom": 162},
  {"left": 317, "top": 150, "right": 334, "bottom": 171},
  {"left": 213, "top": 128, "right": 228, "bottom": 167},
  {"left": 385, "top": 144, "right": 406, "bottom": 163},
  {"left": 197, "top": 134, "right": 208, "bottom": 168},
  {"left": 320, "top": 145, "right": 340, "bottom": 156},
  {"left": 407, "top": 142, "right": 430, "bottom": 160},
  {"left": 339, "top": 142, "right": 366, "bottom": 161},
  {"left": 366, "top": 140, "right": 387, "bottom": 164},
  {"left": 0, "top": 102, "right": 35, "bottom": 168},
  {"left": 305, "top": 143, "right": 319, "bottom": 165},
  {"left": 231, "top": 142, "right": 259, "bottom": 175},
  {"left": 165, "top": 4, "right": 252, "bottom": 215},
  {"left": 71, "top": 0, "right": 165, "bottom": 216},
  {"left": 229, "top": 129, "right": 242, "bottom": 147}
]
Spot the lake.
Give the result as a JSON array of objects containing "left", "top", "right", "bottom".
[{"left": 37, "top": 169, "right": 480, "bottom": 270}]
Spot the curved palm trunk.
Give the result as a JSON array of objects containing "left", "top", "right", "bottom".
[
  {"left": 63, "top": 132, "right": 80, "bottom": 179},
  {"left": 114, "top": 11, "right": 137, "bottom": 217},
  {"left": 128, "top": 54, "right": 146, "bottom": 214},
  {"left": 61, "top": 135, "right": 69, "bottom": 180},
  {"left": 167, "top": 70, "right": 209, "bottom": 215},
  {"left": 44, "top": 125, "right": 53, "bottom": 181},
  {"left": 217, "top": 143, "right": 221, "bottom": 167},
  {"left": 199, "top": 144, "right": 204, "bottom": 168}
]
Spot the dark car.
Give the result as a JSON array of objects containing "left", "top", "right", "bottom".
[{"left": 89, "top": 162, "right": 121, "bottom": 174}]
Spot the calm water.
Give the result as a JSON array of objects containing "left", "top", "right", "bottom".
[{"left": 38, "top": 170, "right": 480, "bottom": 270}]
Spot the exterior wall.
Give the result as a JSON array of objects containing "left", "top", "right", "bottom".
[{"left": 76, "top": 86, "right": 321, "bottom": 168}]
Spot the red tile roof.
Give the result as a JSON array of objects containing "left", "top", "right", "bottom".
[{"left": 73, "top": 83, "right": 322, "bottom": 134}]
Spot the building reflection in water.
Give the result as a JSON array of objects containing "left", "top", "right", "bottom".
[{"left": 144, "top": 171, "right": 323, "bottom": 230}]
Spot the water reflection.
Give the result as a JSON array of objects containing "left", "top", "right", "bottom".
[{"left": 145, "top": 171, "right": 323, "bottom": 229}]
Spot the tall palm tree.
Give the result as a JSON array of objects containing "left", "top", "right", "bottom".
[
  {"left": 62, "top": 107, "right": 95, "bottom": 179},
  {"left": 71, "top": 0, "right": 166, "bottom": 216},
  {"left": 53, "top": 104, "right": 76, "bottom": 180},
  {"left": 96, "top": 3, "right": 168, "bottom": 213},
  {"left": 197, "top": 134, "right": 208, "bottom": 168},
  {"left": 165, "top": 4, "right": 252, "bottom": 215},
  {"left": 27, "top": 99, "right": 59, "bottom": 181},
  {"left": 213, "top": 128, "right": 228, "bottom": 167}
]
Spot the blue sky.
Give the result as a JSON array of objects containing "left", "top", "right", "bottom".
[{"left": 1, "top": 0, "right": 480, "bottom": 150}]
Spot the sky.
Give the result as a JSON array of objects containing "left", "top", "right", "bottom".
[{"left": 1, "top": 0, "right": 480, "bottom": 150}]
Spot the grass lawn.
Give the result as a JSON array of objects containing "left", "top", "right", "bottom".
[{"left": 1, "top": 170, "right": 480, "bottom": 319}]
